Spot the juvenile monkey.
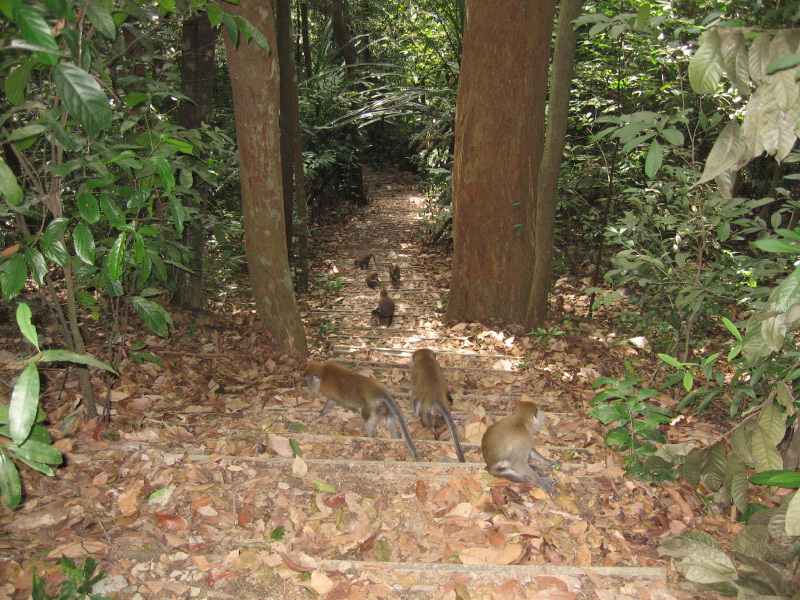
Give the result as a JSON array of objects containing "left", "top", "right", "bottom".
[
  {"left": 303, "top": 361, "right": 418, "bottom": 460},
  {"left": 481, "top": 402, "right": 556, "bottom": 494},
  {"left": 365, "top": 271, "right": 380, "bottom": 289},
  {"left": 389, "top": 264, "right": 401, "bottom": 287},
  {"left": 354, "top": 253, "right": 375, "bottom": 270},
  {"left": 410, "top": 349, "right": 465, "bottom": 462},
  {"left": 371, "top": 287, "right": 395, "bottom": 326}
]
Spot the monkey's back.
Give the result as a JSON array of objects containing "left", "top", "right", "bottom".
[
  {"left": 320, "top": 361, "right": 392, "bottom": 415},
  {"left": 410, "top": 349, "right": 449, "bottom": 405}
]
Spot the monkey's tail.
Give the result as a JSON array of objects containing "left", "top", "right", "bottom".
[
  {"left": 440, "top": 406, "right": 465, "bottom": 463},
  {"left": 384, "top": 395, "right": 419, "bottom": 461}
]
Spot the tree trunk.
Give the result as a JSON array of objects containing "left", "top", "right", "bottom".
[
  {"left": 329, "top": 0, "right": 368, "bottom": 206},
  {"left": 446, "top": 0, "right": 555, "bottom": 325},
  {"left": 222, "top": 1, "right": 308, "bottom": 356},
  {"left": 525, "top": 0, "right": 583, "bottom": 328},
  {"left": 277, "top": 0, "right": 310, "bottom": 293},
  {"left": 174, "top": 14, "right": 216, "bottom": 309},
  {"left": 300, "top": 2, "right": 313, "bottom": 81}
]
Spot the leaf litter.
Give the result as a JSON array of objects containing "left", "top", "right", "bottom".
[{"left": 0, "top": 171, "right": 745, "bottom": 599}]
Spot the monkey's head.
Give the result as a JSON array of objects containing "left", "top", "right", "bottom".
[
  {"left": 411, "top": 348, "right": 435, "bottom": 364},
  {"left": 303, "top": 362, "right": 324, "bottom": 394},
  {"left": 379, "top": 287, "right": 389, "bottom": 298}
]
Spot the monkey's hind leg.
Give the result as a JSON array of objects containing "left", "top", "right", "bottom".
[{"left": 489, "top": 461, "right": 556, "bottom": 495}]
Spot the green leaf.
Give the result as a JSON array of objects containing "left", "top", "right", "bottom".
[
  {"left": 785, "top": 491, "right": 800, "bottom": 536},
  {"left": 751, "top": 238, "right": 800, "bottom": 254},
  {"left": 644, "top": 139, "right": 662, "bottom": 179},
  {"left": 312, "top": 478, "right": 336, "bottom": 493},
  {"left": 41, "top": 218, "right": 69, "bottom": 250},
  {"left": 270, "top": 525, "right": 285, "bottom": 540},
  {"left": 131, "top": 296, "right": 173, "bottom": 338},
  {"left": 99, "top": 194, "right": 126, "bottom": 228},
  {"left": 168, "top": 196, "right": 186, "bottom": 236},
  {"left": 38, "top": 349, "right": 117, "bottom": 374},
  {"left": 105, "top": 232, "right": 124, "bottom": 280},
  {"left": 24, "top": 248, "right": 46, "bottom": 287},
  {"left": 0, "top": 254, "right": 27, "bottom": 300},
  {"left": 749, "top": 470, "right": 800, "bottom": 488},
  {"left": 9, "top": 363, "right": 40, "bottom": 444},
  {"left": 723, "top": 452, "right": 748, "bottom": 513},
  {"left": 756, "top": 404, "right": 786, "bottom": 447},
  {"left": 658, "top": 353, "right": 685, "bottom": 369},
  {"left": 721, "top": 317, "right": 741, "bottom": 342},
  {"left": 85, "top": 1, "right": 117, "bottom": 40},
  {"left": 751, "top": 427, "right": 783, "bottom": 473},
  {"left": 0, "top": 452, "right": 22, "bottom": 509},
  {"left": 689, "top": 29, "right": 724, "bottom": 94},
  {"left": 5, "top": 61, "right": 33, "bottom": 106},
  {"left": 151, "top": 157, "right": 175, "bottom": 193},
  {"left": 0, "top": 158, "right": 24, "bottom": 206},
  {"left": 221, "top": 9, "right": 239, "bottom": 46},
  {"left": 53, "top": 63, "right": 112, "bottom": 138},
  {"left": 44, "top": 240, "right": 68, "bottom": 268},
  {"left": 15, "top": 302, "right": 38, "bottom": 351},
  {"left": 7, "top": 439, "right": 63, "bottom": 465},
  {"left": 290, "top": 438, "right": 302, "bottom": 457},
  {"left": 72, "top": 222, "right": 96, "bottom": 265},
  {"left": 12, "top": 2, "right": 60, "bottom": 65},
  {"left": 604, "top": 427, "right": 632, "bottom": 447},
  {"left": 76, "top": 192, "right": 100, "bottom": 223},
  {"left": 588, "top": 403, "right": 628, "bottom": 424},
  {"left": 163, "top": 137, "right": 194, "bottom": 155}
]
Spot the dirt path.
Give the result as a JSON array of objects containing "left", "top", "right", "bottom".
[{"left": 0, "top": 172, "right": 720, "bottom": 599}]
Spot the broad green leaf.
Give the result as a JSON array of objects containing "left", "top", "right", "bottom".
[
  {"left": 131, "top": 296, "right": 173, "bottom": 338},
  {"left": 163, "top": 137, "right": 194, "bottom": 155},
  {"left": 373, "top": 539, "right": 391, "bottom": 562},
  {"left": 659, "top": 531, "right": 726, "bottom": 556},
  {"left": 12, "top": 2, "right": 60, "bottom": 65},
  {"left": 658, "top": 353, "right": 684, "bottom": 369},
  {"left": 76, "top": 192, "right": 100, "bottom": 223},
  {"left": 41, "top": 218, "right": 69, "bottom": 250},
  {"left": 53, "top": 63, "right": 112, "bottom": 138},
  {"left": 25, "top": 248, "right": 47, "bottom": 287},
  {"left": 7, "top": 439, "right": 63, "bottom": 465},
  {"left": 9, "top": 363, "right": 40, "bottom": 444},
  {"left": 15, "top": 302, "right": 38, "bottom": 351},
  {"left": 221, "top": 9, "right": 239, "bottom": 46},
  {"left": 14, "top": 456, "right": 55, "bottom": 476},
  {"left": 72, "top": 223, "right": 96, "bottom": 265},
  {"left": 168, "top": 196, "right": 186, "bottom": 236},
  {"left": 749, "top": 32, "right": 772, "bottom": 85},
  {"left": 290, "top": 439, "right": 302, "bottom": 457},
  {"left": 0, "top": 254, "right": 27, "bottom": 300},
  {"left": 752, "top": 238, "right": 800, "bottom": 254},
  {"left": 8, "top": 124, "right": 47, "bottom": 144},
  {"left": 37, "top": 349, "right": 118, "bottom": 374},
  {"left": 683, "top": 371, "right": 694, "bottom": 392},
  {"left": 604, "top": 427, "right": 631, "bottom": 447},
  {"left": 698, "top": 121, "right": 744, "bottom": 184},
  {"left": 751, "top": 427, "right": 783, "bottom": 473},
  {"left": 44, "top": 241, "right": 68, "bottom": 268},
  {"left": 660, "top": 127, "right": 684, "bottom": 146},
  {"left": 723, "top": 452, "right": 748, "bottom": 513},
  {"left": 99, "top": 194, "right": 126, "bottom": 228},
  {"left": 5, "top": 61, "right": 33, "bottom": 106},
  {"left": 673, "top": 543, "right": 737, "bottom": 586},
  {"left": 757, "top": 404, "right": 786, "bottom": 447},
  {"left": 85, "top": 1, "right": 116, "bottom": 40},
  {"left": 0, "top": 453, "right": 22, "bottom": 509},
  {"left": 730, "top": 524, "right": 771, "bottom": 562},
  {"left": 0, "top": 158, "right": 23, "bottom": 206},
  {"left": 689, "top": 29, "right": 724, "bottom": 94},
  {"left": 774, "top": 267, "right": 800, "bottom": 313},
  {"left": 124, "top": 92, "right": 148, "bottom": 108},
  {"left": 699, "top": 442, "right": 727, "bottom": 492},
  {"left": 749, "top": 470, "right": 800, "bottom": 488},
  {"left": 721, "top": 30, "right": 750, "bottom": 93},
  {"left": 151, "top": 157, "right": 175, "bottom": 193},
  {"left": 721, "top": 317, "right": 741, "bottom": 341},
  {"left": 588, "top": 403, "right": 628, "bottom": 424},
  {"left": 644, "top": 139, "right": 662, "bottom": 179},
  {"left": 105, "top": 232, "right": 124, "bottom": 280}
]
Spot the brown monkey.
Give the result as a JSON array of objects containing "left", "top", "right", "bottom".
[
  {"left": 365, "top": 271, "right": 380, "bottom": 289},
  {"left": 354, "top": 253, "right": 375, "bottom": 269},
  {"left": 389, "top": 264, "right": 401, "bottom": 287},
  {"left": 303, "top": 361, "right": 418, "bottom": 460},
  {"left": 371, "top": 287, "right": 395, "bottom": 326},
  {"left": 410, "top": 349, "right": 465, "bottom": 462},
  {"left": 481, "top": 402, "right": 556, "bottom": 494}
]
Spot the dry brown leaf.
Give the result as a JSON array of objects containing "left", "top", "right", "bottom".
[
  {"left": 303, "top": 571, "right": 334, "bottom": 594},
  {"left": 117, "top": 480, "right": 143, "bottom": 516},
  {"left": 154, "top": 513, "right": 188, "bottom": 531}
]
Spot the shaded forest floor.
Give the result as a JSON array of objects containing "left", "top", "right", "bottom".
[{"left": 0, "top": 171, "right": 740, "bottom": 599}]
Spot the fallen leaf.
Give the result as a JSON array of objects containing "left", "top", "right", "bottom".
[{"left": 154, "top": 514, "right": 188, "bottom": 531}]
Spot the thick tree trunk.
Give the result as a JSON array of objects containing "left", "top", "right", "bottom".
[
  {"left": 446, "top": 0, "right": 555, "bottom": 325},
  {"left": 174, "top": 15, "right": 216, "bottom": 309},
  {"left": 525, "top": 0, "right": 583, "bottom": 328},
  {"left": 277, "top": 0, "right": 310, "bottom": 293},
  {"left": 222, "top": 1, "right": 308, "bottom": 356}
]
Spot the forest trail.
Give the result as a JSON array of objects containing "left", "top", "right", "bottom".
[{"left": 0, "top": 172, "right": 720, "bottom": 599}]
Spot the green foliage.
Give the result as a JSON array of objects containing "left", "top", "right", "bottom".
[
  {"left": 32, "top": 556, "right": 110, "bottom": 600},
  {"left": 526, "top": 326, "right": 565, "bottom": 343},
  {"left": 0, "top": 304, "right": 115, "bottom": 509},
  {"left": 589, "top": 372, "right": 675, "bottom": 478}
]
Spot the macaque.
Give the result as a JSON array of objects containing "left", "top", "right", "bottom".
[
  {"left": 365, "top": 271, "right": 380, "bottom": 289},
  {"left": 371, "top": 287, "right": 395, "bottom": 326},
  {"left": 389, "top": 264, "right": 401, "bottom": 287},
  {"left": 354, "top": 253, "right": 375, "bottom": 270},
  {"left": 410, "top": 349, "right": 465, "bottom": 462},
  {"left": 303, "top": 361, "right": 418, "bottom": 460},
  {"left": 481, "top": 402, "right": 556, "bottom": 494}
]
